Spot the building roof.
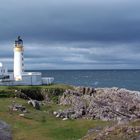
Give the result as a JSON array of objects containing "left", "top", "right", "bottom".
[{"left": 15, "top": 36, "right": 23, "bottom": 45}]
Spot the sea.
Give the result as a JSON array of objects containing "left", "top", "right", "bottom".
[{"left": 31, "top": 70, "right": 140, "bottom": 91}]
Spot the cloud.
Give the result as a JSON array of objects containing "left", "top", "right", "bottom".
[
  {"left": 0, "top": 0, "right": 140, "bottom": 43},
  {"left": 0, "top": 0, "right": 140, "bottom": 69},
  {"left": 21, "top": 42, "right": 140, "bottom": 69},
  {"left": 1, "top": 40, "right": 140, "bottom": 69}
]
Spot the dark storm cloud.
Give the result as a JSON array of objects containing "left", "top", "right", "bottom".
[
  {"left": 0, "top": 0, "right": 140, "bottom": 43},
  {"left": 0, "top": 0, "right": 140, "bottom": 69}
]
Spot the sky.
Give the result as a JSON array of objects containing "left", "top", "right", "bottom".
[{"left": 0, "top": 0, "right": 140, "bottom": 70}]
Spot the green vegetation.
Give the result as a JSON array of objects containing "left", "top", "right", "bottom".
[
  {"left": 0, "top": 84, "right": 110, "bottom": 140},
  {"left": 1, "top": 84, "right": 138, "bottom": 140},
  {"left": 0, "top": 84, "right": 74, "bottom": 102},
  {"left": 0, "top": 98, "right": 110, "bottom": 140}
]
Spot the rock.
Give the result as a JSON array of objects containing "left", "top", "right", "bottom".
[
  {"left": 83, "top": 124, "right": 140, "bottom": 140},
  {"left": 62, "top": 118, "right": 68, "bottom": 121},
  {"left": 12, "top": 108, "right": 18, "bottom": 111},
  {"left": 16, "top": 92, "right": 29, "bottom": 100},
  {"left": 53, "top": 111, "right": 57, "bottom": 115},
  {"left": 23, "top": 110, "right": 27, "bottom": 113},
  {"left": 71, "top": 114, "right": 77, "bottom": 119},
  {"left": 14, "top": 104, "right": 26, "bottom": 112},
  {"left": 56, "top": 114, "right": 60, "bottom": 118},
  {"left": 56, "top": 87, "right": 140, "bottom": 122},
  {"left": 117, "top": 117, "right": 129, "bottom": 125},
  {"left": 136, "top": 135, "right": 140, "bottom": 140},
  {"left": 45, "top": 94, "right": 51, "bottom": 103},
  {"left": 19, "top": 114, "right": 25, "bottom": 117},
  {"left": 28, "top": 100, "right": 40, "bottom": 110},
  {"left": 0, "top": 120, "right": 12, "bottom": 140},
  {"left": 87, "top": 127, "right": 102, "bottom": 134},
  {"left": 8, "top": 103, "right": 27, "bottom": 112},
  {"left": 106, "top": 127, "right": 114, "bottom": 132}
]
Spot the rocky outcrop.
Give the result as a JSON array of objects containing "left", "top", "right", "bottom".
[
  {"left": 54, "top": 87, "right": 140, "bottom": 122},
  {"left": 82, "top": 122, "right": 140, "bottom": 140},
  {"left": 8, "top": 101, "right": 27, "bottom": 113},
  {"left": 0, "top": 120, "right": 12, "bottom": 140}
]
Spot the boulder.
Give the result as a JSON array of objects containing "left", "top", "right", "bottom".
[
  {"left": 53, "top": 111, "right": 57, "bottom": 115},
  {"left": 62, "top": 118, "right": 68, "bottom": 121},
  {"left": 19, "top": 114, "right": 25, "bottom": 117},
  {"left": 8, "top": 102, "right": 27, "bottom": 113},
  {"left": 28, "top": 100, "right": 40, "bottom": 110},
  {"left": 0, "top": 120, "right": 12, "bottom": 140}
]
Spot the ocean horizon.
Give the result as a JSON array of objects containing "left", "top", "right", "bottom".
[{"left": 20, "top": 69, "right": 140, "bottom": 91}]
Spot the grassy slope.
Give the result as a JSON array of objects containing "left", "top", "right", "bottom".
[
  {"left": 0, "top": 84, "right": 73, "bottom": 90},
  {"left": 0, "top": 84, "right": 74, "bottom": 100},
  {"left": 0, "top": 98, "right": 110, "bottom": 140},
  {"left": 0, "top": 84, "right": 110, "bottom": 140}
]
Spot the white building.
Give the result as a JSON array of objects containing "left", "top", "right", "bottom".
[
  {"left": 0, "top": 36, "right": 54, "bottom": 86},
  {"left": 14, "top": 36, "right": 24, "bottom": 81}
]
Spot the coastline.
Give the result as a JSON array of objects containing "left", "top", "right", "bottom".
[
  {"left": 0, "top": 84, "right": 139, "bottom": 140},
  {"left": 39, "top": 69, "right": 140, "bottom": 91}
]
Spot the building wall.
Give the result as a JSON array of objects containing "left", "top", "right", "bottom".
[
  {"left": 0, "top": 66, "right": 8, "bottom": 75},
  {"left": 14, "top": 50, "right": 23, "bottom": 80},
  {"left": 13, "top": 74, "right": 42, "bottom": 85},
  {"left": 0, "top": 74, "right": 42, "bottom": 86}
]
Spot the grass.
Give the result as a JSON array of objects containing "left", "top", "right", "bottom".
[
  {"left": 0, "top": 97, "right": 110, "bottom": 140},
  {"left": 0, "top": 84, "right": 74, "bottom": 90},
  {"left": 0, "top": 84, "right": 138, "bottom": 140},
  {"left": 0, "top": 84, "right": 74, "bottom": 102}
]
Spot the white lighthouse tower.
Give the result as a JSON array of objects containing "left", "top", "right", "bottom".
[{"left": 14, "top": 36, "right": 24, "bottom": 81}]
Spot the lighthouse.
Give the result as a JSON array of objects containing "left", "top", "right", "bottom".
[
  {"left": 0, "top": 36, "right": 54, "bottom": 85},
  {"left": 14, "top": 36, "right": 24, "bottom": 81}
]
